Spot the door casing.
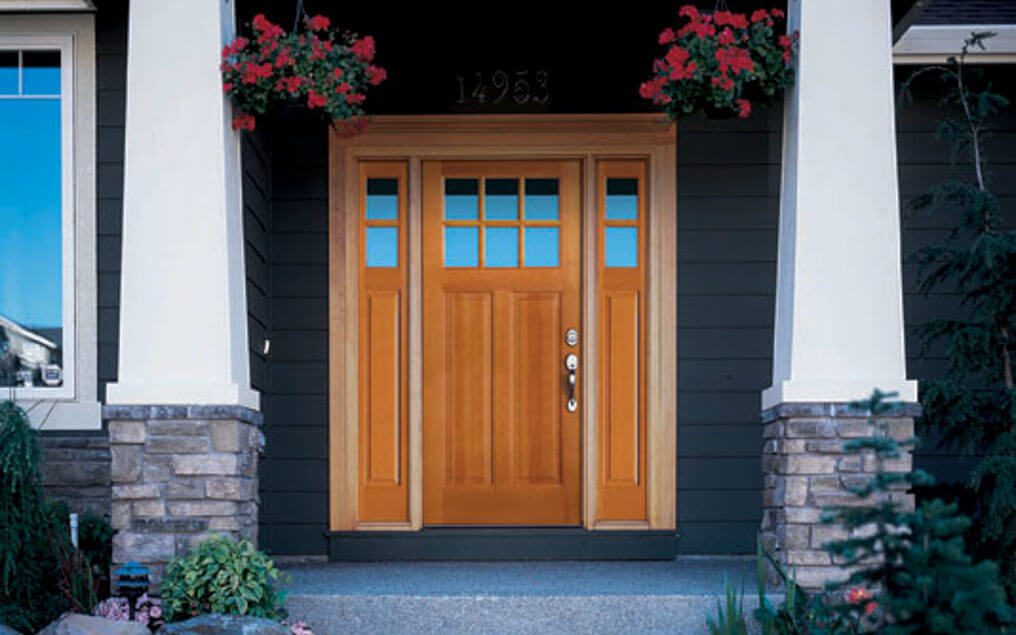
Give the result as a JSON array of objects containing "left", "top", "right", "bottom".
[{"left": 328, "top": 114, "right": 677, "bottom": 532}]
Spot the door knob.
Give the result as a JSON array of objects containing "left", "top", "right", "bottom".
[{"left": 565, "top": 354, "right": 578, "bottom": 412}]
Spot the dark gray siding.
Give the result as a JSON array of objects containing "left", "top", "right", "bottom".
[
  {"left": 96, "top": 0, "right": 127, "bottom": 401},
  {"left": 258, "top": 118, "right": 331, "bottom": 555},
  {"left": 675, "top": 111, "right": 781, "bottom": 554},
  {"left": 243, "top": 129, "right": 271, "bottom": 395}
]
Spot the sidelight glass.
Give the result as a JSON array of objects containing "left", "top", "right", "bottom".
[
  {"left": 605, "top": 226, "right": 638, "bottom": 268},
  {"left": 365, "top": 178, "right": 398, "bottom": 220},
  {"left": 365, "top": 227, "right": 398, "bottom": 267},
  {"left": 605, "top": 178, "right": 638, "bottom": 220}
]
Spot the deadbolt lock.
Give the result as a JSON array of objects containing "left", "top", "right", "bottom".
[{"left": 565, "top": 328, "right": 579, "bottom": 347}]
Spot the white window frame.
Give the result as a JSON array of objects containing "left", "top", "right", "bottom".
[{"left": 0, "top": 14, "right": 99, "bottom": 429}]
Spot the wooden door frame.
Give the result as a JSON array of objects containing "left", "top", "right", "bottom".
[{"left": 328, "top": 114, "right": 677, "bottom": 533}]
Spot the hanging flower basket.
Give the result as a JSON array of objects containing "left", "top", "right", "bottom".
[
  {"left": 640, "top": 5, "right": 797, "bottom": 120},
  {"left": 221, "top": 13, "right": 386, "bottom": 134}
]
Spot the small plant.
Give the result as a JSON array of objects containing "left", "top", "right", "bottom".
[
  {"left": 221, "top": 12, "right": 385, "bottom": 133},
  {"left": 94, "top": 594, "right": 164, "bottom": 631},
  {"left": 161, "top": 536, "right": 288, "bottom": 622},
  {"left": 706, "top": 577, "right": 748, "bottom": 635},
  {"left": 641, "top": 5, "right": 796, "bottom": 119}
]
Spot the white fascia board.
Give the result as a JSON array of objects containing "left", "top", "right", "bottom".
[
  {"left": 894, "top": 25, "right": 1016, "bottom": 64},
  {"left": 0, "top": 0, "right": 94, "bottom": 10}
]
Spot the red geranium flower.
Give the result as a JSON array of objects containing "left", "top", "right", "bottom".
[
  {"left": 306, "top": 14, "right": 331, "bottom": 31},
  {"left": 307, "top": 90, "right": 328, "bottom": 109},
  {"left": 366, "top": 65, "right": 387, "bottom": 86},
  {"left": 346, "top": 93, "right": 365, "bottom": 105},
  {"left": 736, "top": 98, "right": 751, "bottom": 118},
  {"left": 232, "top": 112, "right": 256, "bottom": 131},
  {"left": 352, "top": 35, "right": 376, "bottom": 62},
  {"left": 659, "top": 28, "right": 676, "bottom": 45}
]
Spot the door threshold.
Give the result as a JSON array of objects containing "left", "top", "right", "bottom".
[{"left": 327, "top": 527, "right": 678, "bottom": 561}]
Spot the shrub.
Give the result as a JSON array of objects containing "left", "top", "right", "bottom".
[
  {"left": 161, "top": 537, "right": 288, "bottom": 622},
  {"left": 819, "top": 391, "right": 1012, "bottom": 633},
  {"left": 0, "top": 400, "right": 113, "bottom": 630}
]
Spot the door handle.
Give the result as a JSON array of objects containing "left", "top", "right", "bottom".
[{"left": 565, "top": 353, "right": 578, "bottom": 413}]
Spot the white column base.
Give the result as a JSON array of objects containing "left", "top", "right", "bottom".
[
  {"left": 762, "top": 378, "right": 918, "bottom": 411},
  {"left": 106, "top": 381, "right": 260, "bottom": 411}
]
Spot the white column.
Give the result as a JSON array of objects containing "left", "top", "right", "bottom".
[
  {"left": 763, "top": 0, "right": 918, "bottom": 409},
  {"left": 106, "top": 0, "right": 258, "bottom": 409}
]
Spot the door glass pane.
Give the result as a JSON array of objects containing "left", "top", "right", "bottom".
[
  {"left": 366, "top": 178, "right": 398, "bottom": 220},
  {"left": 605, "top": 178, "right": 638, "bottom": 220},
  {"left": 0, "top": 52, "right": 16, "bottom": 95},
  {"left": 22, "top": 51, "right": 60, "bottom": 96},
  {"left": 485, "top": 227, "right": 518, "bottom": 267},
  {"left": 605, "top": 227, "right": 638, "bottom": 268},
  {"left": 524, "top": 227, "right": 558, "bottom": 267},
  {"left": 365, "top": 227, "right": 398, "bottom": 267},
  {"left": 485, "top": 178, "right": 518, "bottom": 220},
  {"left": 444, "top": 226, "right": 479, "bottom": 267},
  {"left": 524, "top": 179, "right": 558, "bottom": 220},
  {"left": 445, "top": 178, "right": 478, "bottom": 220}
]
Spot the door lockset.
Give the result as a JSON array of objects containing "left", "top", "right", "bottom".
[{"left": 565, "top": 354, "right": 578, "bottom": 412}]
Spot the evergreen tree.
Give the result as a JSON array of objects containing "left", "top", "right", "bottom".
[
  {"left": 821, "top": 391, "right": 1012, "bottom": 633},
  {"left": 902, "top": 32, "right": 1016, "bottom": 597}
]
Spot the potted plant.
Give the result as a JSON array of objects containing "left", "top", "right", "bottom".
[
  {"left": 640, "top": 5, "right": 796, "bottom": 119},
  {"left": 221, "top": 12, "right": 386, "bottom": 134}
]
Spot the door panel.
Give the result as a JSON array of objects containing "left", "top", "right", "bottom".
[{"left": 423, "top": 160, "right": 582, "bottom": 525}]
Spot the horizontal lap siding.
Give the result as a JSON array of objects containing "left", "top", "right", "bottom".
[
  {"left": 96, "top": 0, "right": 127, "bottom": 401},
  {"left": 676, "top": 110, "right": 781, "bottom": 554},
  {"left": 258, "top": 118, "right": 331, "bottom": 555}
]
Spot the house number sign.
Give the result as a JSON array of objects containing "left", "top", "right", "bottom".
[{"left": 455, "top": 69, "right": 550, "bottom": 107}]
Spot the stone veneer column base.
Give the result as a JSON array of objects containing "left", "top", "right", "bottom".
[
  {"left": 105, "top": 405, "right": 263, "bottom": 587},
  {"left": 760, "top": 402, "right": 920, "bottom": 590}
]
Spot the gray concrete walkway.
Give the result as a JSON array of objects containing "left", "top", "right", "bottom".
[{"left": 283, "top": 557, "right": 765, "bottom": 634}]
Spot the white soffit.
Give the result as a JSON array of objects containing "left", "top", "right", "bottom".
[
  {"left": 895, "top": 25, "right": 1016, "bottom": 64},
  {"left": 0, "top": 0, "right": 94, "bottom": 11}
]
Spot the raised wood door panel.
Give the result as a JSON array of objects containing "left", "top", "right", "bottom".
[{"left": 422, "top": 160, "right": 582, "bottom": 525}]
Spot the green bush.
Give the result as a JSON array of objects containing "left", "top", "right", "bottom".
[
  {"left": 161, "top": 536, "right": 288, "bottom": 622},
  {"left": 0, "top": 400, "right": 112, "bottom": 631}
]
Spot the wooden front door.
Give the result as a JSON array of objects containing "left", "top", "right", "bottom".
[{"left": 422, "top": 160, "right": 582, "bottom": 525}]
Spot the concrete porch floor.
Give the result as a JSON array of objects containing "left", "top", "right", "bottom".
[{"left": 283, "top": 556, "right": 764, "bottom": 634}]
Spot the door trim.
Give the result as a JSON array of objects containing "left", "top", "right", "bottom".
[{"left": 328, "top": 114, "right": 677, "bottom": 533}]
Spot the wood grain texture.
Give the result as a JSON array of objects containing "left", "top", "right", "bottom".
[
  {"left": 597, "top": 160, "right": 648, "bottom": 522},
  {"left": 357, "top": 161, "right": 410, "bottom": 523},
  {"left": 422, "top": 160, "right": 582, "bottom": 525},
  {"left": 328, "top": 115, "right": 677, "bottom": 533}
]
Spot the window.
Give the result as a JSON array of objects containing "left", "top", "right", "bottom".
[
  {"left": 0, "top": 47, "right": 67, "bottom": 390},
  {"left": 442, "top": 176, "right": 561, "bottom": 268},
  {"left": 0, "top": 15, "right": 98, "bottom": 427}
]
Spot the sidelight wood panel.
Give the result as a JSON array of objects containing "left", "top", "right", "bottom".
[
  {"left": 358, "top": 161, "right": 409, "bottom": 523},
  {"left": 597, "top": 160, "right": 648, "bottom": 521}
]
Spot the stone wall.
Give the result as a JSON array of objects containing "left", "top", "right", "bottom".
[
  {"left": 39, "top": 432, "right": 112, "bottom": 517},
  {"left": 106, "top": 405, "right": 263, "bottom": 586},
  {"left": 760, "top": 403, "right": 918, "bottom": 589}
]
